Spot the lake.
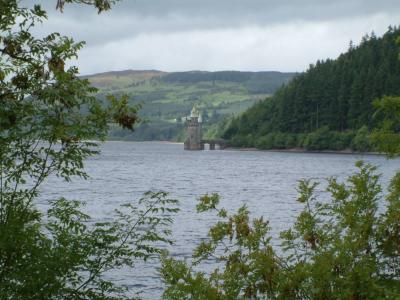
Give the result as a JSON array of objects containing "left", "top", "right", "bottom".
[{"left": 39, "top": 141, "right": 399, "bottom": 299}]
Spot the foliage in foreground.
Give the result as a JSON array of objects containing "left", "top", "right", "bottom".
[
  {"left": 1, "top": 192, "right": 178, "bottom": 299},
  {"left": 372, "top": 95, "right": 400, "bottom": 156},
  {"left": 0, "top": 1, "right": 179, "bottom": 299},
  {"left": 2, "top": 1, "right": 400, "bottom": 299},
  {"left": 162, "top": 162, "right": 400, "bottom": 299}
]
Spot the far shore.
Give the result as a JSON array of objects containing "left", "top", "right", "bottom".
[
  {"left": 105, "top": 139, "right": 184, "bottom": 145},
  {"left": 225, "top": 146, "right": 384, "bottom": 156},
  {"left": 105, "top": 140, "right": 384, "bottom": 156}
]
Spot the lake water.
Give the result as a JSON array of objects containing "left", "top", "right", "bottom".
[{"left": 39, "top": 142, "right": 400, "bottom": 299}]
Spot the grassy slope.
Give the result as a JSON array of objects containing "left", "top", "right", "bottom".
[{"left": 85, "top": 70, "right": 295, "bottom": 141}]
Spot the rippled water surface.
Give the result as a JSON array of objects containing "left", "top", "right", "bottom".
[{"left": 39, "top": 142, "right": 400, "bottom": 298}]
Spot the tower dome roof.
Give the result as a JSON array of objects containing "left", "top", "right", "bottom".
[{"left": 190, "top": 106, "right": 200, "bottom": 118}]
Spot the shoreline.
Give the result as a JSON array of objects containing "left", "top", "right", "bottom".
[
  {"left": 225, "top": 147, "right": 384, "bottom": 156},
  {"left": 105, "top": 140, "right": 383, "bottom": 156},
  {"left": 105, "top": 140, "right": 184, "bottom": 145}
]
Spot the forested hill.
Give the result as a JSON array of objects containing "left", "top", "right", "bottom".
[{"left": 223, "top": 26, "right": 400, "bottom": 151}]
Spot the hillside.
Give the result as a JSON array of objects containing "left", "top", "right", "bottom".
[
  {"left": 223, "top": 26, "right": 400, "bottom": 151},
  {"left": 84, "top": 70, "right": 296, "bottom": 141}
]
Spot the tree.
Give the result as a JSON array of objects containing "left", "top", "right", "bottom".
[
  {"left": 55, "top": 0, "right": 120, "bottom": 13},
  {"left": 161, "top": 40, "right": 400, "bottom": 299},
  {"left": 351, "top": 125, "right": 372, "bottom": 152},
  {"left": 0, "top": 1, "right": 179, "bottom": 299},
  {"left": 161, "top": 162, "right": 400, "bottom": 300},
  {"left": 371, "top": 95, "right": 400, "bottom": 156}
]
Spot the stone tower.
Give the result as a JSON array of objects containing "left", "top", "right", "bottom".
[{"left": 184, "top": 106, "right": 203, "bottom": 150}]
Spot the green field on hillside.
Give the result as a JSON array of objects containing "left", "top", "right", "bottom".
[{"left": 84, "top": 70, "right": 295, "bottom": 141}]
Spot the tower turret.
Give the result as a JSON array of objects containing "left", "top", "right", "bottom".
[{"left": 184, "top": 106, "right": 203, "bottom": 150}]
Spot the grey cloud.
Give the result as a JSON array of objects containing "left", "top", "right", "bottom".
[
  {"left": 58, "top": 0, "right": 398, "bottom": 21},
  {"left": 24, "top": 1, "right": 400, "bottom": 74},
  {"left": 33, "top": 0, "right": 400, "bottom": 45}
]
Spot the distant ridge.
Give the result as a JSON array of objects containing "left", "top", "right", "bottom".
[
  {"left": 81, "top": 69, "right": 166, "bottom": 78},
  {"left": 160, "top": 71, "right": 295, "bottom": 86},
  {"left": 83, "top": 69, "right": 297, "bottom": 93},
  {"left": 82, "top": 69, "right": 293, "bottom": 79},
  {"left": 81, "top": 70, "right": 167, "bottom": 88}
]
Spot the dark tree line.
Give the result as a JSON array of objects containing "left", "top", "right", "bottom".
[{"left": 224, "top": 26, "right": 400, "bottom": 151}]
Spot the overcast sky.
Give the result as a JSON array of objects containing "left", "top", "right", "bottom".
[{"left": 31, "top": 0, "right": 400, "bottom": 75}]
